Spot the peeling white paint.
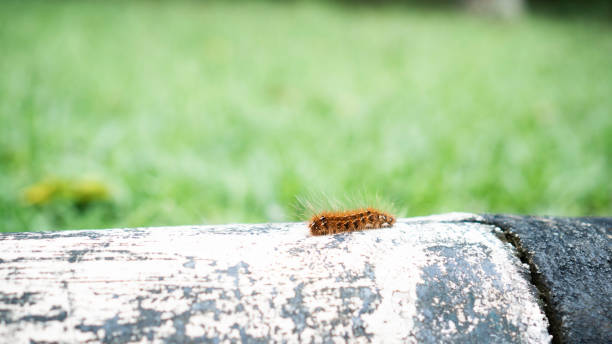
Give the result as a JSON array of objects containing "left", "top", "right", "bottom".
[{"left": 0, "top": 214, "right": 550, "bottom": 343}]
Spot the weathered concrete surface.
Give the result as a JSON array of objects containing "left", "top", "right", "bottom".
[
  {"left": 0, "top": 213, "right": 550, "bottom": 343},
  {"left": 477, "top": 215, "right": 612, "bottom": 344}
]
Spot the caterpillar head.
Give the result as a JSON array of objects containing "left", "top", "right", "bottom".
[{"left": 309, "top": 215, "right": 327, "bottom": 235}]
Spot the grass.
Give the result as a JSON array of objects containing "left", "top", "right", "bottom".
[{"left": 0, "top": 1, "right": 610, "bottom": 232}]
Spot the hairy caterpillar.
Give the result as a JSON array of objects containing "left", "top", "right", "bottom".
[{"left": 309, "top": 208, "right": 395, "bottom": 236}]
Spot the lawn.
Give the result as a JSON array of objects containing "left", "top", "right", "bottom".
[{"left": 1, "top": 1, "right": 610, "bottom": 232}]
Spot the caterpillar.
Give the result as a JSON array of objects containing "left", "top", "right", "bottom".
[{"left": 308, "top": 208, "right": 395, "bottom": 236}]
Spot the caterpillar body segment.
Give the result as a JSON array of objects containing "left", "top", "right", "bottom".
[{"left": 309, "top": 207, "right": 395, "bottom": 236}]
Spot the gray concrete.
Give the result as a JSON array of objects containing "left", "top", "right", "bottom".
[
  {"left": 0, "top": 213, "right": 552, "bottom": 343},
  {"left": 478, "top": 215, "right": 612, "bottom": 344}
]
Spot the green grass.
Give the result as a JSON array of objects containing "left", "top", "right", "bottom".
[{"left": 1, "top": 1, "right": 610, "bottom": 232}]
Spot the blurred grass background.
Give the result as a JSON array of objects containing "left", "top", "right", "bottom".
[{"left": 1, "top": 0, "right": 610, "bottom": 232}]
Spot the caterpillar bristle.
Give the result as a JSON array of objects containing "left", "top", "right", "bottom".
[{"left": 309, "top": 207, "right": 395, "bottom": 236}]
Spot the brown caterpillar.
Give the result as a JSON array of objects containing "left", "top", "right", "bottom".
[{"left": 309, "top": 208, "right": 395, "bottom": 236}]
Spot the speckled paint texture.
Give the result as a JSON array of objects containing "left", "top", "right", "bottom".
[{"left": 0, "top": 213, "right": 550, "bottom": 343}]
